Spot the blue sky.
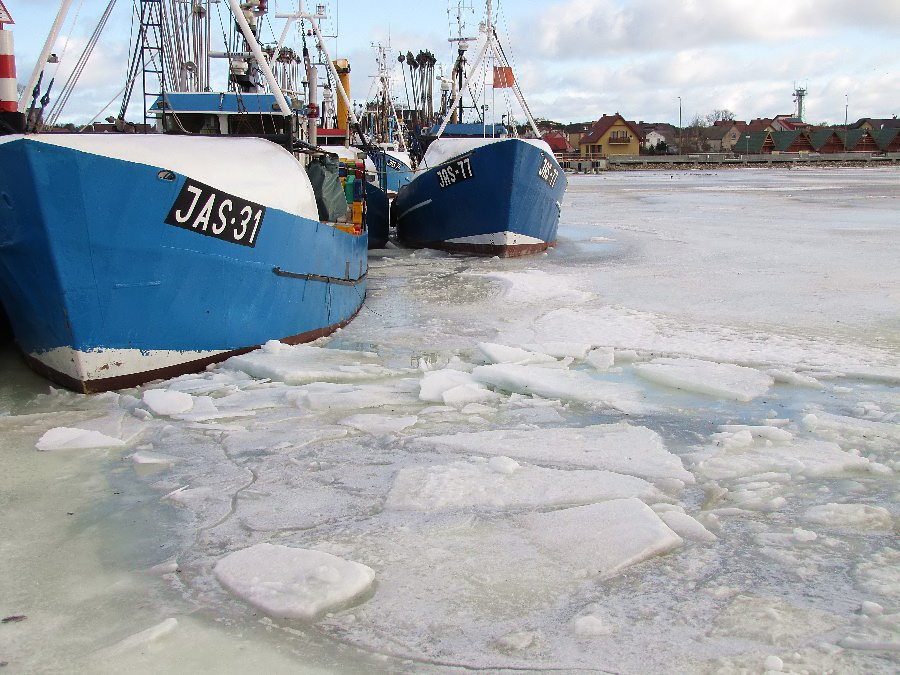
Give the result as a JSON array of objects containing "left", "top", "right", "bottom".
[{"left": 5, "top": 0, "right": 899, "bottom": 126}]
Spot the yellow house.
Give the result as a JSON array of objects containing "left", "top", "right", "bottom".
[{"left": 579, "top": 113, "right": 642, "bottom": 156}]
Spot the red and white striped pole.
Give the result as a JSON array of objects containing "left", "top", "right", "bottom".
[{"left": 0, "top": 1, "right": 25, "bottom": 132}]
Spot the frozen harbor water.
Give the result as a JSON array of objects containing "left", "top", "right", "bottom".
[{"left": 1, "top": 167, "right": 898, "bottom": 673}]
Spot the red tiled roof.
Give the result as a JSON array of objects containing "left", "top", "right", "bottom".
[
  {"left": 580, "top": 114, "right": 642, "bottom": 145},
  {"left": 541, "top": 129, "right": 575, "bottom": 152}
]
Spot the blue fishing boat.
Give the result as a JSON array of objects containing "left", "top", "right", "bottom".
[
  {"left": 393, "top": 1, "right": 566, "bottom": 257},
  {"left": 371, "top": 144, "right": 414, "bottom": 195},
  {"left": 363, "top": 44, "right": 416, "bottom": 198},
  {"left": 0, "top": 0, "right": 367, "bottom": 392}
]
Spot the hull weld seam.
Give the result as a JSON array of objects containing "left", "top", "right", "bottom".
[{"left": 273, "top": 266, "right": 367, "bottom": 286}]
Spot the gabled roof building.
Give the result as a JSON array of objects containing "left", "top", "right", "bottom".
[{"left": 579, "top": 113, "right": 642, "bottom": 156}]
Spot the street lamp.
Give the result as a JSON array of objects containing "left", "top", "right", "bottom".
[
  {"left": 845, "top": 94, "right": 848, "bottom": 126},
  {"left": 678, "top": 96, "right": 682, "bottom": 130}
]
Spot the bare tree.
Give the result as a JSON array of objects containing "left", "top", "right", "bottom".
[{"left": 705, "top": 109, "right": 736, "bottom": 125}]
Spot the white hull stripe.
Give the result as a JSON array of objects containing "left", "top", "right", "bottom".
[
  {"left": 396, "top": 199, "right": 432, "bottom": 221},
  {"left": 31, "top": 346, "right": 226, "bottom": 383},
  {"left": 446, "top": 231, "right": 545, "bottom": 246}
]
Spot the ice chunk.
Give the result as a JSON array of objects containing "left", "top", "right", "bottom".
[
  {"left": 695, "top": 434, "right": 869, "bottom": 481},
  {"left": 143, "top": 389, "right": 194, "bottom": 416},
  {"left": 419, "top": 369, "right": 474, "bottom": 402},
  {"left": 441, "top": 382, "right": 500, "bottom": 407},
  {"left": 768, "top": 368, "right": 825, "bottom": 389},
  {"left": 585, "top": 347, "right": 615, "bottom": 371},
  {"left": 522, "top": 498, "right": 683, "bottom": 578},
  {"left": 35, "top": 427, "right": 126, "bottom": 451},
  {"left": 472, "top": 363, "right": 648, "bottom": 414},
  {"left": 803, "top": 410, "right": 900, "bottom": 453},
  {"left": 419, "top": 369, "right": 500, "bottom": 406},
  {"left": 803, "top": 503, "right": 893, "bottom": 530},
  {"left": 170, "top": 395, "right": 231, "bottom": 422},
  {"left": 385, "top": 457, "right": 659, "bottom": 511},
  {"left": 409, "top": 423, "right": 694, "bottom": 483},
  {"left": 223, "top": 343, "right": 396, "bottom": 385},
  {"left": 717, "top": 424, "right": 794, "bottom": 443},
  {"left": 488, "top": 456, "right": 519, "bottom": 474},
  {"left": 523, "top": 342, "right": 592, "bottom": 360},
  {"left": 656, "top": 510, "right": 718, "bottom": 543},
  {"left": 634, "top": 358, "right": 773, "bottom": 401},
  {"left": 214, "top": 543, "right": 375, "bottom": 620},
  {"left": 477, "top": 342, "right": 559, "bottom": 365}
]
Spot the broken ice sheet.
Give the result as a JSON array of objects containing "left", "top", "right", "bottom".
[
  {"left": 213, "top": 543, "right": 375, "bottom": 620},
  {"left": 471, "top": 362, "right": 648, "bottom": 414},
  {"left": 384, "top": 456, "right": 662, "bottom": 511},
  {"left": 408, "top": 423, "right": 694, "bottom": 483},
  {"left": 34, "top": 411, "right": 146, "bottom": 451},
  {"left": 522, "top": 498, "right": 683, "bottom": 579},
  {"left": 694, "top": 431, "right": 871, "bottom": 482},
  {"left": 221, "top": 341, "right": 399, "bottom": 385},
  {"left": 35, "top": 427, "right": 126, "bottom": 451},
  {"left": 634, "top": 357, "right": 773, "bottom": 401}
]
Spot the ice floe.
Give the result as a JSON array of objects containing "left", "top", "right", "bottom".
[
  {"left": 522, "top": 498, "right": 684, "bottom": 578},
  {"left": 634, "top": 357, "right": 774, "bottom": 401},
  {"left": 213, "top": 543, "right": 375, "bottom": 620},
  {"left": 408, "top": 423, "right": 694, "bottom": 483},
  {"left": 385, "top": 456, "right": 662, "bottom": 510}
]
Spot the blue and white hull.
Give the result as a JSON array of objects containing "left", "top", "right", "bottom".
[
  {"left": 393, "top": 137, "right": 565, "bottom": 257},
  {"left": 0, "top": 134, "right": 367, "bottom": 392},
  {"left": 371, "top": 148, "right": 414, "bottom": 194}
]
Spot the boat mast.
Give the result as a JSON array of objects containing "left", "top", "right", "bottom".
[
  {"left": 18, "top": 0, "right": 73, "bottom": 115},
  {"left": 273, "top": 3, "right": 363, "bottom": 136},
  {"left": 436, "top": 0, "right": 540, "bottom": 139},
  {"left": 226, "top": 0, "right": 290, "bottom": 115}
]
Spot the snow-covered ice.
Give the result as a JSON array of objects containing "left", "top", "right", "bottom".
[
  {"left": 1, "top": 168, "right": 898, "bottom": 673},
  {"left": 213, "top": 544, "right": 375, "bottom": 620}
]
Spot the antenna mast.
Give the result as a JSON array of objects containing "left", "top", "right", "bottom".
[{"left": 793, "top": 84, "right": 807, "bottom": 122}]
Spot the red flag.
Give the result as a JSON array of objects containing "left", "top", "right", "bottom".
[{"left": 493, "top": 66, "right": 515, "bottom": 88}]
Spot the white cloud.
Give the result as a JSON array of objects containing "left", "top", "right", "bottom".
[{"left": 536, "top": 0, "right": 900, "bottom": 58}]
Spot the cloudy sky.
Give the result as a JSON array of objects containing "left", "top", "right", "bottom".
[{"left": 6, "top": 0, "right": 899, "bottom": 126}]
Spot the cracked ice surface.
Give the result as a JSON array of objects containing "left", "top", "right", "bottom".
[{"left": 2, "top": 169, "right": 899, "bottom": 674}]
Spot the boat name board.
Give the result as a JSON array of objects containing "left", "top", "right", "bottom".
[
  {"left": 537, "top": 155, "right": 560, "bottom": 188},
  {"left": 436, "top": 156, "right": 474, "bottom": 189},
  {"left": 165, "top": 178, "right": 265, "bottom": 248},
  {"left": 385, "top": 155, "right": 407, "bottom": 171}
]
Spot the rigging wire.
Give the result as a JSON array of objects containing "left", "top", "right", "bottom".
[
  {"left": 46, "top": 0, "right": 118, "bottom": 128},
  {"left": 492, "top": 0, "right": 521, "bottom": 132}
]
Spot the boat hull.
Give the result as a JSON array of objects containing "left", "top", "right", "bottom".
[
  {"left": 372, "top": 149, "right": 414, "bottom": 194},
  {"left": 393, "top": 138, "right": 565, "bottom": 257},
  {"left": 364, "top": 181, "right": 390, "bottom": 249},
  {"left": 0, "top": 135, "right": 368, "bottom": 392}
]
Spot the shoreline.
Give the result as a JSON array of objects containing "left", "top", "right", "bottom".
[{"left": 560, "top": 153, "right": 900, "bottom": 172}]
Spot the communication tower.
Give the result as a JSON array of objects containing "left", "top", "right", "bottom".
[{"left": 793, "top": 85, "right": 807, "bottom": 121}]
